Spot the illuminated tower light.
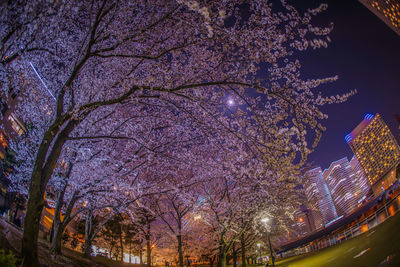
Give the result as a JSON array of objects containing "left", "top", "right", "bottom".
[{"left": 345, "top": 134, "right": 353, "bottom": 143}]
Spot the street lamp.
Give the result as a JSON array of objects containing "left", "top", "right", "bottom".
[
  {"left": 257, "top": 243, "right": 261, "bottom": 264},
  {"left": 261, "top": 217, "right": 275, "bottom": 267}
]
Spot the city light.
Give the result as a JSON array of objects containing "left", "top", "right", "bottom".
[{"left": 261, "top": 217, "right": 269, "bottom": 223}]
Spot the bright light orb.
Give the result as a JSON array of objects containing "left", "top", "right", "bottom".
[
  {"left": 227, "top": 99, "right": 234, "bottom": 106},
  {"left": 261, "top": 217, "right": 269, "bottom": 223}
]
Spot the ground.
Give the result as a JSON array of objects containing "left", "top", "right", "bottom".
[
  {"left": 275, "top": 210, "right": 400, "bottom": 267},
  {"left": 0, "top": 218, "right": 142, "bottom": 266},
  {"left": 2, "top": 211, "right": 400, "bottom": 266}
]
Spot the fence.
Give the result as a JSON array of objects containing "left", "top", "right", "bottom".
[{"left": 280, "top": 192, "right": 400, "bottom": 258}]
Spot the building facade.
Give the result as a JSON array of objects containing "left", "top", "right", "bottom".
[
  {"left": 346, "top": 113, "right": 400, "bottom": 195},
  {"left": 304, "top": 167, "right": 338, "bottom": 227},
  {"left": 359, "top": 0, "right": 400, "bottom": 36},
  {"left": 323, "top": 158, "right": 359, "bottom": 216},
  {"left": 350, "top": 155, "right": 371, "bottom": 201}
]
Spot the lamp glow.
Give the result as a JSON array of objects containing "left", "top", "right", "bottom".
[{"left": 261, "top": 217, "right": 269, "bottom": 223}]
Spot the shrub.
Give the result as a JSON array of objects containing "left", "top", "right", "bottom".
[{"left": 0, "top": 249, "right": 16, "bottom": 267}]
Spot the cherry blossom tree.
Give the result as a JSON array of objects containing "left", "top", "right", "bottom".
[
  {"left": 2, "top": 1, "right": 356, "bottom": 266},
  {"left": 154, "top": 187, "right": 200, "bottom": 267}
]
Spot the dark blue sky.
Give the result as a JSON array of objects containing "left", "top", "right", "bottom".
[{"left": 295, "top": 0, "right": 400, "bottom": 170}]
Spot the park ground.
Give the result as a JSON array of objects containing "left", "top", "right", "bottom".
[
  {"left": 275, "top": 209, "right": 400, "bottom": 267},
  {"left": 0, "top": 217, "right": 140, "bottom": 267},
  {"left": 1, "top": 211, "right": 400, "bottom": 267}
]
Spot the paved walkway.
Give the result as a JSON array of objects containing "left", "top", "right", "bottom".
[{"left": 275, "top": 211, "right": 400, "bottom": 266}]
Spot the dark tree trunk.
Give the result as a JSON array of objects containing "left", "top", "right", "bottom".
[
  {"left": 219, "top": 236, "right": 227, "bottom": 267},
  {"left": 177, "top": 233, "right": 184, "bottom": 267},
  {"left": 209, "top": 256, "right": 215, "bottom": 267},
  {"left": 51, "top": 221, "right": 64, "bottom": 255},
  {"left": 84, "top": 210, "right": 94, "bottom": 258},
  {"left": 51, "top": 185, "right": 66, "bottom": 254},
  {"left": 119, "top": 223, "right": 124, "bottom": 261},
  {"left": 146, "top": 221, "right": 151, "bottom": 267},
  {"left": 241, "top": 235, "right": 246, "bottom": 267},
  {"left": 146, "top": 236, "right": 151, "bottom": 267},
  {"left": 219, "top": 252, "right": 227, "bottom": 267},
  {"left": 83, "top": 236, "right": 93, "bottom": 258},
  {"left": 21, "top": 119, "right": 79, "bottom": 267},
  {"left": 51, "top": 157, "right": 75, "bottom": 254},
  {"left": 129, "top": 242, "right": 132, "bottom": 263},
  {"left": 49, "top": 220, "right": 54, "bottom": 243},
  {"left": 51, "top": 194, "right": 78, "bottom": 254},
  {"left": 13, "top": 206, "right": 19, "bottom": 224},
  {"left": 232, "top": 243, "right": 237, "bottom": 267},
  {"left": 140, "top": 248, "right": 143, "bottom": 264},
  {"left": 21, "top": 186, "right": 45, "bottom": 267}
]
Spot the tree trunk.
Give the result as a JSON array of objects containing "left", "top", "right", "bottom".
[
  {"left": 129, "top": 242, "right": 132, "bottom": 263},
  {"left": 51, "top": 220, "right": 64, "bottom": 254},
  {"left": 219, "top": 252, "right": 227, "bottom": 267},
  {"left": 146, "top": 236, "right": 151, "bottom": 267},
  {"left": 146, "top": 220, "right": 152, "bottom": 267},
  {"left": 140, "top": 248, "right": 143, "bottom": 264},
  {"left": 84, "top": 210, "right": 94, "bottom": 258},
  {"left": 22, "top": 175, "right": 46, "bottom": 267},
  {"left": 232, "top": 243, "right": 237, "bottom": 267},
  {"left": 52, "top": 195, "right": 78, "bottom": 255},
  {"left": 177, "top": 234, "right": 184, "bottom": 267},
  {"left": 240, "top": 235, "right": 246, "bottom": 267},
  {"left": 51, "top": 187, "right": 65, "bottom": 254},
  {"left": 209, "top": 256, "right": 214, "bottom": 267},
  {"left": 84, "top": 236, "right": 93, "bottom": 258},
  {"left": 21, "top": 119, "right": 79, "bottom": 267},
  {"left": 119, "top": 223, "right": 124, "bottom": 261},
  {"left": 49, "top": 220, "right": 54, "bottom": 243},
  {"left": 13, "top": 206, "right": 19, "bottom": 224},
  {"left": 219, "top": 236, "right": 227, "bottom": 267}
]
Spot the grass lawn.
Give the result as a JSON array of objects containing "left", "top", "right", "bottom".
[{"left": 275, "top": 211, "right": 400, "bottom": 267}]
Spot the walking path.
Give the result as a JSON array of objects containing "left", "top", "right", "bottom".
[{"left": 275, "top": 211, "right": 400, "bottom": 266}]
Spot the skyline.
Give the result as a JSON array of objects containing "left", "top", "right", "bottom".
[
  {"left": 1, "top": 1, "right": 400, "bottom": 265},
  {"left": 297, "top": 0, "right": 400, "bottom": 169}
]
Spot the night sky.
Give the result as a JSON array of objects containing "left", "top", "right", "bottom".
[{"left": 294, "top": 0, "right": 400, "bottom": 169}]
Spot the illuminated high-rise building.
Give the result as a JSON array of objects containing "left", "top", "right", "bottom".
[
  {"left": 346, "top": 113, "right": 400, "bottom": 195},
  {"left": 304, "top": 167, "right": 338, "bottom": 227},
  {"left": 359, "top": 0, "right": 400, "bottom": 36},
  {"left": 323, "top": 158, "right": 359, "bottom": 216},
  {"left": 350, "top": 155, "right": 371, "bottom": 201}
]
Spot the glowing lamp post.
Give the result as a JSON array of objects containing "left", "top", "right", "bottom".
[{"left": 261, "top": 217, "right": 275, "bottom": 267}]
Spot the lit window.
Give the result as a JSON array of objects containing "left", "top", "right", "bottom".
[
  {"left": 0, "top": 130, "right": 8, "bottom": 147},
  {"left": 8, "top": 113, "right": 26, "bottom": 136}
]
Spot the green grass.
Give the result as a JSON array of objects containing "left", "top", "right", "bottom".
[{"left": 275, "top": 211, "right": 400, "bottom": 267}]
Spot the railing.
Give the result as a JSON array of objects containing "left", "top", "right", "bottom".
[{"left": 280, "top": 192, "right": 400, "bottom": 258}]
